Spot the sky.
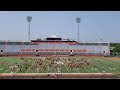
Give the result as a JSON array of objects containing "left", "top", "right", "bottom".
[{"left": 0, "top": 11, "right": 120, "bottom": 43}]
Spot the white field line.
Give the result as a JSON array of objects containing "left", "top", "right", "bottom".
[
  {"left": 73, "top": 68, "right": 80, "bottom": 73},
  {"left": 15, "top": 60, "right": 41, "bottom": 73},
  {"left": 89, "top": 65, "right": 99, "bottom": 73},
  {"left": 46, "top": 60, "right": 51, "bottom": 72},
  {"left": 82, "top": 66, "right": 90, "bottom": 73},
  {"left": 15, "top": 60, "right": 32, "bottom": 73},
  {"left": 20, "top": 73, "right": 114, "bottom": 74},
  {"left": 4, "top": 68, "right": 13, "bottom": 73},
  {"left": 90, "top": 58, "right": 104, "bottom": 72},
  {"left": 71, "top": 60, "right": 80, "bottom": 73},
  {"left": 37, "top": 68, "right": 39, "bottom": 73},
  {"left": 15, "top": 68, "right": 20, "bottom": 73},
  {"left": 47, "top": 65, "right": 49, "bottom": 72},
  {"left": 1, "top": 73, "right": 114, "bottom": 75},
  {"left": 26, "top": 61, "right": 36, "bottom": 73},
  {"left": 3, "top": 59, "right": 22, "bottom": 73},
  {"left": 93, "top": 58, "right": 112, "bottom": 73},
  {"left": 37, "top": 66, "right": 41, "bottom": 73},
  {"left": 105, "top": 58, "right": 120, "bottom": 73},
  {"left": 37, "top": 61, "right": 47, "bottom": 73},
  {"left": 4, "top": 58, "right": 18, "bottom": 67},
  {"left": 3, "top": 62, "right": 22, "bottom": 73},
  {"left": 94, "top": 59, "right": 108, "bottom": 71},
  {"left": 63, "top": 62, "right": 70, "bottom": 73},
  {"left": 37, "top": 61, "right": 46, "bottom": 73},
  {"left": 92, "top": 64, "right": 103, "bottom": 73}
]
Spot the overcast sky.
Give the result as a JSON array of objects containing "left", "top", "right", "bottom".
[{"left": 0, "top": 11, "right": 120, "bottom": 43}]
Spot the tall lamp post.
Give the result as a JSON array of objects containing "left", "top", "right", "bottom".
[
  {"left": 76, "top": 17, "right": 81, "bottom": 43},
  {"left": 26, "top": 16, "right": 32, "bottom": 41}
]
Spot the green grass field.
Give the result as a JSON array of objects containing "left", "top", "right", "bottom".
[{"left": 0, "top": 56, "right": 120, "bottom": 76}]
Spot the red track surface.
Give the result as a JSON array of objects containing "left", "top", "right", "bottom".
[{"left": 0, "top": 73, "right": 119, "bottom": 79}]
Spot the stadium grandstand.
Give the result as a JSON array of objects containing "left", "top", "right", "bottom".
[{"left": 0, "top": 34, "right": 110, "bottom": 56}]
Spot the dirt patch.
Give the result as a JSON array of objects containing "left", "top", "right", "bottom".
[{"left": 108, "top": 57, "right": 120, "bottom": 61}]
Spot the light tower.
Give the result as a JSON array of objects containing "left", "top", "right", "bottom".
[
  {"left": 26, "top": 16, "right": 32, "bottom": 41},
  {"left": 76, "top": 17, "right": 81, "bottom": 43}
]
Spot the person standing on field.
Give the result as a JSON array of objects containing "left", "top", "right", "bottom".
[{"left": 70, "top": 50, "right": 73, "bottom": 56}]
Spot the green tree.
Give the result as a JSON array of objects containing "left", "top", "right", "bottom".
[{"left": 113, "top": 44, "right": 120, "bottom": 55}]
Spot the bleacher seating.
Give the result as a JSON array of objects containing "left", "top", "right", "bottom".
[{"left": 0, "top": 42, "right": 110, "bottom": 56}]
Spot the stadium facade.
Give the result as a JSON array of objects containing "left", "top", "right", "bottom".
[{"left": 0, "top": 35, "right": 110, "bottom": 56}]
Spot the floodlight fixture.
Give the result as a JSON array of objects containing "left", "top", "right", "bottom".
[
  {"left": 76, "top": 17, "right": 81, "bottom": 43},
  {"left": 26, "top": 16, "right": 32, "bottom": 41}
]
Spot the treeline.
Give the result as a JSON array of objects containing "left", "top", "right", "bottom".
[
  {"left": 110, "top": 43, "right": 120, "bottom": 47},
  {"left": 110, "top": 43, "right": 120, "bottom": 56}
]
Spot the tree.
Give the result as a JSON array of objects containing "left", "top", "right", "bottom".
[{"left": 113, "top": 44, "right": 120, "bottom": 55}]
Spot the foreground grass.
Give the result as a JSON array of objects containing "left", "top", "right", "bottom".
[{"left": 0, "top": 56, "right": 120, "bottom": 74}]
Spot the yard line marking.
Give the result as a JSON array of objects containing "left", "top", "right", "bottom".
[
  {"left": 82, "top": 66, "right": 90, "bottom": 73},
  {"left": 89, "top": 65, "right": 99, "bottom": 73},
  {"left": 37, "top": 65, "right": 42, "bottom": 73},
  {"left": 3, "top": 58, "right": 22, "bottom": 73},
  {"left": 94, "top": 58, "right": 112, "bottom": 73},
  {"left": 15, "top": 59, "right": 34, "bottom": 73},
  {"left": 75, "top": 68, "right": 80, "bottom": 73},
  {"left": 4, "top": 58, "right": 19, "bottom": 66},
  {"left": 47, "top": 66, "right": 49, "bottom": 72},
  {"left": 63, "top": 63, "right": 69, "bottom": 73},
  {"left": 105, "top": 58, "right": 120, "bottom": 73},
  {"left": 37, "top": 68, "right": 39, "bottom": 73},
  {"left": 15, "top": 68, "right": 19, "bottom": 73},
  {"left": 26, "top": 61, "right": 36, "bottom": 73},
  {"left": 3, "top": 61, "right": 22, "bottom": 73},
  {"left": 3, "top": 69, "right": 11, "bottom": 73},
  {"left": 37, "top": 59, "right": 47, "bottom": 73},
  {"left": 91, "top": 64, "right": 103, "bottom": 73},
  {"left": 90, "top": 58, "right": 106, "bottom": 73},
  {"left": 15, "top": 59, "right": 36, "bottom": 73}
]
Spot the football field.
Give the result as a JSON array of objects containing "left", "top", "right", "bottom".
[
  {"left": 0, "top": 56, "right": 120, "bottom": 73},
  {"left": 0, "top": 56, "right": 120, "bottom": 78}
]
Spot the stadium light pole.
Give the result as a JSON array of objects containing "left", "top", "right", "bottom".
[
  {"left": 76, "top": 17, "right": 80, "bottom": 43},
  {"left": 26, "top": 16, "right": 32, "bottom": 41}
]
